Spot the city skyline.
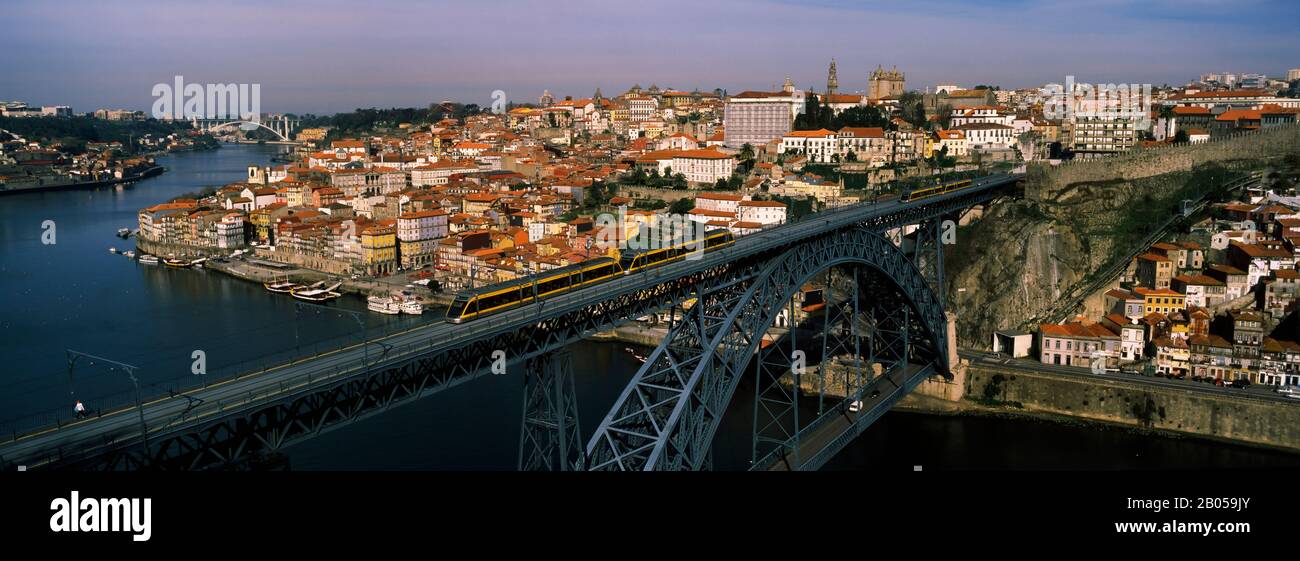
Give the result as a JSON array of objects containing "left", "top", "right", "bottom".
[{"left": 2, "top": 0, "right": 1299, "bottom": 114}]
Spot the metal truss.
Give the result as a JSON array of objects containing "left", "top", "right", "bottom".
[
  {"left": 586, "top": 227, "right": 948, "bottom": 471},
  {"left": 518, "top": 350, "right": 583, "bottom": 471}
]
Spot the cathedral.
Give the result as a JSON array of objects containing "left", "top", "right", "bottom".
[{"left": 869, "top": 65, "right": 905, "bottom": 100}]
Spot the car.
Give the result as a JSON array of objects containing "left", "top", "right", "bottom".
[
  {"left": 870, "top": 389, "right": 881, "bottom": 399},
  {"left": 848, "top": 400, "right": 862, "bottom": 413},
  {"left": 1229, "top": 379, "right": 1251, "bottom": 389},
  {"left": 1215, "top": 378, "right": 1225, "bottom": 387}
]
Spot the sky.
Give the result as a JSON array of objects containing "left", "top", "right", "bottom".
[{"left": 1, "top": 0, "right": 1298, "bottom": 115}]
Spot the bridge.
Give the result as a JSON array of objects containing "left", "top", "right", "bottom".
[
  {"left": 190, "top": 115, "right": 301, "bottom": 142},
  {"left": 0, "top": 174, "right": 1022, "bottom": 471}
]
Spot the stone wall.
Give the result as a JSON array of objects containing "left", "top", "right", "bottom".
[
  {"left": 1026, "top": 124, "right": 1300, "bottom": 200},
  {"left": 961, "top": 364, "right": 1300, "bottom": 453}
]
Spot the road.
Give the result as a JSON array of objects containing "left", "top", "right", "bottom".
[
  {"left": 765, "top": 363, "right": 929, "bottom": 471},
  {"left": 0, "top": 174, "right": 1020, "bottom": 470},
  {"left": 960, "top": 349, "right": 1300, "bottom": 406}
]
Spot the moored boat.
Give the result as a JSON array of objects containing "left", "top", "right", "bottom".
[
  {"left": 291, "top": 281, "right": 343, "bottom": 302},
  {"left": 108, "top": 247, "right": 118, "bottom": 254},
  {"left": 163, "top": 257, "right": 191, "bottom": 268},
  {"left": 138, "top": 254, "right": 159, "bottom": 265},
  {"left": 123, "top": 250, "right": 135, "bottom": 259},
  {"left": 400, "top": 299, "right": 423, "bottom": 315},
  {"left": 367, "top": 295, "right": 402, "bottom": 315},
  {"left": 116, "top": 227, "right": 131, "bottom": 238},
  {"left": 263, "top": 277, "right": 301, "bottom": 293}
]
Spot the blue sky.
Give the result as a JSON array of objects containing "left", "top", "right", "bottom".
[{"left": 1, "top": 0, "right": 1297, "bottom": 115}]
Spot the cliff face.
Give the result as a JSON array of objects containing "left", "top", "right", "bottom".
[
  {"left": 944, "top": 199, "right": 1089, "bottom": 347},
  {"left": 945, "top": 162, "right": 1254, "bottom": 348}
]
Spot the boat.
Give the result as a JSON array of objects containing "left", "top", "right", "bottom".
[
  {"left": 190, "top": 257, "right": 207, "bottom": 269},
  {"left": 123, "top": 250, "right": 135, "bottom": 259},
  {"left": 116, "top": 228, "right": 131, "bottom": 238},
  {"left": 163, "top": 257, "right": 191, "bottom": 268},
  {"left": 400, "top": 299, "right": 424, "bottom": 315},
  {"left": 138, "top": 254, "right": 159, "bottom": 265},
  {"left": 367, "top": 295, "right": 402, "bottom": 315},
  {"left": 624, "top": 347, "right": 648, "bottom": 363},
  {"left": 291, "top": 281, "right": 343, "bottom": 302},
  {"left": 263, "top": 277, "right": 301, "bottom": 294},
  {"left": 108, "top": 247, "right": 118, "bottom": 254}
]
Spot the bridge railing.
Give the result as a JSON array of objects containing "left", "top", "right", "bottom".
[{"left": 0, "top": 314, "right": 432, "bottom": 442}]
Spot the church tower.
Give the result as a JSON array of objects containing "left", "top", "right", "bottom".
[
  {"left": 827, "top": 59, "right": 838, "bottom": 96},
  {"left": 869, "top": 65, "right": 905, "bottom": 100}
]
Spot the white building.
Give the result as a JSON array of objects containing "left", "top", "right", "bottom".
[{"left": 737, "top": 200, "right": 787, "bottom": 225}]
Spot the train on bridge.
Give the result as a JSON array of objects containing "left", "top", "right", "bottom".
[
  {"left": 900, "top": 178, "right": 974, "bottom": 203},
  {"left": 446, "top": 229, "right": 735, "bottom": 323}
]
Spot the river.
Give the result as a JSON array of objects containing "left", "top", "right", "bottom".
[{"left": 2, "top": 143, "right": 1297, "bottom": 470}]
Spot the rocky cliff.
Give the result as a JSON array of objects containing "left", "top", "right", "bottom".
[{"left": 945, "top": 159, "right": 1266, "bottom": 348}]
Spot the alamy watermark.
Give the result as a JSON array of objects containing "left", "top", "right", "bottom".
[
  {"left": 592, "top": 208, "right": 708, "bottom": 260},
  {"left": 1043, "top": 75, "right": 1153, "bottom": 129},
  {"left": 151, "top": 76, "right": 261, "bottom": 128}
]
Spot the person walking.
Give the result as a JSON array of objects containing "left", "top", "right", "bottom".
[{"left": 74, "top": 399, "right": 87, "bottom": 419}]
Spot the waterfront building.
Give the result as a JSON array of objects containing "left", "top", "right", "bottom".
[
  {"left": 361, "top": 221, "right": 398, "bottom": 276},
  {"left": 397, "top": 209, "right": 449, "bottom": 269}
]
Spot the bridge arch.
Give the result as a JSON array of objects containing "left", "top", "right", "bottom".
[
  {"left": 198, "top": 120, "right": 292, "bottom": 141},
  {"left": 586, "top": 226, "right": 948, "bottom": 470}
]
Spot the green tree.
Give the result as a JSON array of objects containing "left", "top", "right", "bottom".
[{"left": 669, "top": 197, "right": 695, "bottom": 214}]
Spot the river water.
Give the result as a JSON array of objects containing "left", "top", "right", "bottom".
[{"left": 2, "top": 143, "right": 1296, "bottom": 470}]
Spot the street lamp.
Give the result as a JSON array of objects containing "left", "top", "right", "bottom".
[{"left": 66, "top": 350, "right": 149, "bottom": 456}]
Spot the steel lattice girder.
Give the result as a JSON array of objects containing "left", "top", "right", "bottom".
[
  {"left": 586, "top": 227, "right": 948, "bottom": 471},
  {"left": 518, "top": 351, "right": 584, "bottom": 471}
]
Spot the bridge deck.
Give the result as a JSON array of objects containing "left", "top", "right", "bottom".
[
  {"left": 0, "top": 174, "right": 1019, "bottom": 470},
  {"left": 764, "top": 362, "right": 931, "bottom": 471}
]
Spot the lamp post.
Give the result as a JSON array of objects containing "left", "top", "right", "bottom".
[{"left": 66, "top": 350, "right": 149, "bottom": 456}]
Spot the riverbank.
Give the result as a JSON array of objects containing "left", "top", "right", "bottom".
[
  {"left": 590, "top": 322, "right": 1300, "bottom": 455},
  {"left": 134, "top": 235, "right": 451, "bottom": 307},
  {"left": 0, "top": 164, "right": 166, "bottom": 196}
]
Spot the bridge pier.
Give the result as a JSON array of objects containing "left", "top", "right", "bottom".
[{"left": 518, "top": 350, "right": 583, "bottom": 471}]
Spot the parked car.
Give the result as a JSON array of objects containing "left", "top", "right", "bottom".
[{"left": 1229, "top": 379, "right": 1251, "bottom": 389}]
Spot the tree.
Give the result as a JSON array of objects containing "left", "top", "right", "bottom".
[
  {"left": 739, "top": 143, "right": 755, "bottom": 161},
  {"left": 897, "top": 91, "right": 927, "bottom": 130},
  {"left": 1173, "top": 130, "right": 1189, "bottom": 143},
  {"left": 669, "top": 198, "right": 695, "bottom": 215}
]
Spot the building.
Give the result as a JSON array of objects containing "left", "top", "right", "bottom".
[
  {"left": 933, "top": 130, "right": 969, "bottom": 157},
  {"left": 634, "top": 149, "right": 736, "bottom": 185},
  {"left": 1067, "top": 113, "right": 1140, "bottom": 156},
  {"left": 868, "top": 66, "right": 905, "bottom": 101},
  {"left": 1038, "top": 322, "right": 1120, "bottom": 370},
  {"left": 1132, "top": 287, "right": 1185, "bottom": 315},
  {"left": 722, "top": 86, "right": 805, "bottom": 149},
  {"left": 1171, "top": 274, "right": 1226, "bottom": 308},
  {"left": 360, "top": 221, "right": 398, "bottom": 276},
  {"left": 1135, "top": 252, "right": 1174, "bottom": 289},
  {"left": 736, "top": 200, "right": 787, "bottom": 226},
  {"left": 396, "top": 209, "right": 449, "bottom": 268}
]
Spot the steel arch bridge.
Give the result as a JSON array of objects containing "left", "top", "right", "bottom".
[
  {"left": 0, "top": 174, "right": 1019, "bottom": 472},
  {"left": 585, "top": 225, "right": 947, "bottom": 470},
  {"left": 190, "top": 116, "right": 300, "bottom": 142}
]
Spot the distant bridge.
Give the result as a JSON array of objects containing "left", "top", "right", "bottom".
[
  {"left": 189, "top": 115, "right": 301, "bottom": 142},
  {"left": 0, "top": 174, "right": 1022, "bottom": 471}
]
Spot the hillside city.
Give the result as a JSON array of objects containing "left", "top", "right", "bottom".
[{"left": 6, "top": 64, "right": 1300, "bottom": 392}]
